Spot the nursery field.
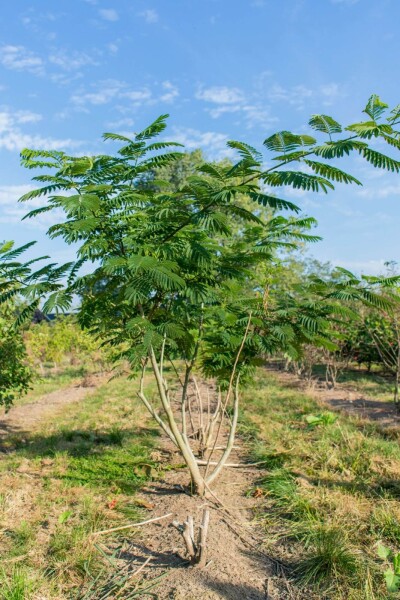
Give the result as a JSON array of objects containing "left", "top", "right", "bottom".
[{"left": 1, "top": 363, "right": 400, "bottom": 599}]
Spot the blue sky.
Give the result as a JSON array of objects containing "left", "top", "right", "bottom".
[{"left": 0, "top": 0, "right": 399, "bottom": 273}]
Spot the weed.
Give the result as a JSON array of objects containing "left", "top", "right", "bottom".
[
  {"left": 0, "top": 567, "right": 33, "bottom": 600},
  {"left": 295, "top": 525, "right": 361, "bottom": 589},
  {"left": 3, "top": 521, "right": 34, "bottom": 558},
  {"left": 376, "top": 542, "right": 400, "bottom": 593}
]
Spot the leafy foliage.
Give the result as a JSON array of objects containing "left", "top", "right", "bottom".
[
  {"left": 0, "top": 307, "right": 32, "bottom": 410},
  {"left": 17, "top": 96, "right": 400, "bottom": 385}
]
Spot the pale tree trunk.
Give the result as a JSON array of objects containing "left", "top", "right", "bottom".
[{"left": 136, "top": 315, "right": 252, "bottom": 496}]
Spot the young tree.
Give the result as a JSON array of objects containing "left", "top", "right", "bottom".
[{"left": 19, "top": 96, "right": 400, "bottom": 494}]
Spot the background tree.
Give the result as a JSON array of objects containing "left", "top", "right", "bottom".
[{"left": 0, "top": 241, "right": 65, "bottom": 409}]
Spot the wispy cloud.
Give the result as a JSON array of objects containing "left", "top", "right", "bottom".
[
  {"left": 357, "top": 183, "right": 400, "bottom": 198},
  {"left": 99, "top": 8, "right": 119, "bottom": 21},
  {"left": 0, "top": 184, "right": 65, "bottom": 228},
  {"left": 160, "top": 81, "right": 179, "bottom": 103},
  {"left": 0, "top": 45, "right": 44, "bottom": 75},
  {"left": 196, "top": 86, "right": 245, "bottom": 104},
  {"left": 195, "top": 84, "right": 277, "bottom": 129},
  {"left": 70, "top": 79, "right": 133, "bottom": 106},
  {"left": 106, "top": 117, "right": 135, "bottom": 129},
  {"left": 71, "top": 79, "right": 179, "bottom": 110},
  {"left": 265, "top": 81, "right": 345, "bottom": 110},
  {"left": 171, "top": 127, "right": 234, "bottom": 161},
  {"left": 138, "top": 9, "right": 159, "bottom": 24},
  {"left": 0, "top": 108, "right": 80, "bottom": 151},
  {"left": 48, "top": 49, "right": 100, "bottom": 71}
]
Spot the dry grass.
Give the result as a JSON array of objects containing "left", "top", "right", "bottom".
[
  {"left": 0, "top": 372, "right": 161, "bottom": 599},
  {"left": 241, "top": 368, "right": 400, "bottom": 599}
]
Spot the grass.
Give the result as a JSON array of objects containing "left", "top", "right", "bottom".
[
  {"left": 241, "top": 368, "right": 400, "bottom": 599},
  {"left": 0, "top": 372, "right": 162, "bottom": 598},
  {"left": 0, "top": 567, "right": 34, "bottom": 600}
]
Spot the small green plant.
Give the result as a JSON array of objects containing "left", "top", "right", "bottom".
[
  {"left": 377, "top": 542, "right": 400, "bottom": 593},
  {"left": 305, "top": 412, "right": 338, "bottom": 428},
  {"left": 58, "top": 509, "right": 74, "bottom": 524},
  {"left": 0, "top": 567, "right": 33, "bottom": 600},
  {"left": 296, "top": 526, "right": 360, "bottom": 589}
]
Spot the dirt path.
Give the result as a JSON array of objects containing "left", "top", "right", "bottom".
[
  {"left": 0, "top": 374, "right": 105, "bottom": 441},
  {"left": 267, "top": 365, "right": 400, "bottom": 430},
  {"left": 105, "top": 440, "right": 295, "bottom": 599},
  {"left": 97, "top": 385, "right": 308, "bottom": 600}
]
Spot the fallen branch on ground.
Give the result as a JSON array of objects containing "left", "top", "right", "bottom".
[
  {"left": 91, "top": 513, "right": 173, "bottom": 537},
  {"left": 196, "top": 459, "right": 267, "bottom": 468}
]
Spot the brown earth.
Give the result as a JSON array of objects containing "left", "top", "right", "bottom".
[
  {"left": 266, "top": 364, "right": 400, "bottom": 431},
  {"left": 106, "top": 442, "right": 293, "bottom": 600},
  {"left": 0, "top": 374, "right": 106, "bottom": 443},
  {"left": 95, "top": 384, "right": 316, "bottom": 600}
]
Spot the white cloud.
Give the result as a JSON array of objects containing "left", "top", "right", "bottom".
[
  {"left": 124, "top": 89, "right": 152, "bottom": 102},
  {"left": 139, "top": 9, "right": 159, "bottom": 23},
  {"left": 108, "top": 43, "right": 119, "bottom": 54},
  {"left": 264, "top": 81, "right": 345, "bottom": 110},
  {"left": 99, "top": 8, "right": 119, "bottom": 21},
  {"left": 267, "top": 83, "right": 313, "bottom": 108},
  {"left": 195, "top": 84, "right": 276, "bottom": 129},
  {"left": 71, "top": 79, "right": 126, "bottom": 106},
  {"left": 14, "top": 111, "right": 42, "bottom": 124},
  {"left": 357, "top": 184, "right": 400, "bottom": 198},
  {"left": 71, "top": 79, "right": 182, "bottom": 111},
  {"left": 160, "top": 81, "right": 179, "bottom": 103},
  {"left": 0, "top": 108, "right": 80, "bottom": 152},
  {"left": 0, "top": 45, "right": 44, "bottom": 75},
  {"left": 0, "top": 184, "right": 65, "bottom": 228},
  {"left": 171, "top": 127, "right": 234, "bottom": 161},
  {"left": 106, "top": 117, "right": 135, "bottom": 129},
  {"left": 196, "top": 86, "right": 245, "bottom": 104},
  {"left": 49, "top": 50, "right": 99, "bottom": 71}
]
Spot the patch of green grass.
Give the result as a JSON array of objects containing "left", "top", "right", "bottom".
[
  {"left": 242, "top": 368, "right": 400, "bottom": 599},
  {"left": 295, "top": 525, "right": 362, "bottom": 590},
  {"left": 0, "top": 567, "right": 34, "bottom": 600},
  {"left": 0, "top": 373, "right": 161, "bottom": 598},
  {"left": 2, "top": 521, "right": 34, "bottom": 559}
]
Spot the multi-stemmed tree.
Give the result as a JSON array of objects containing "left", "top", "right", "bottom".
[{"left": 17, "top": 95, "right": 400, "bottom": 494}]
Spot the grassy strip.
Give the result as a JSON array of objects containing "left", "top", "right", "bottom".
[
  {"left": 241, "top": 368, "right": 400, "bottom": 599},
  {"left": 0, "top": 375, "right": 161, "bottom": 598}
]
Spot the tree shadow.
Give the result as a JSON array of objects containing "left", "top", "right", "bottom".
[
  {"left": 326, "top": 396, "right": 400, "bottom": 424},
  {"left": 0, "top": 425, "right": 160, "bottom": 493},
  {"left": 203, "top": 578, "right": 268, "bottom": 600}
]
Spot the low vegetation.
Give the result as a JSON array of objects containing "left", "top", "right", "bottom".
[
  {"left": 242, "top": 368, "right": 400, "bottom": 598},
  {"left": 0, "top": 372, "right": 161, "bottom": 598}
]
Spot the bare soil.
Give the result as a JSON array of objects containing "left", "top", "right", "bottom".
[
  {"left": 267, "top": 364, "right": 400, "bottom": 431},
  {"left": 116, "top": 446, "right": 290, "bottom": 599},
  {"left": 0, "top": 374, "right": 105, "bottom": 442},
  {"left": 97, "top": 384, "right": 312, "bottom": 600}
]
